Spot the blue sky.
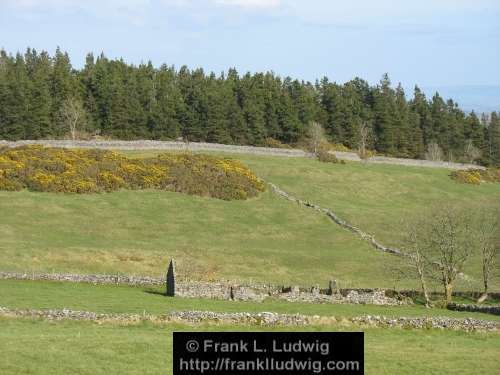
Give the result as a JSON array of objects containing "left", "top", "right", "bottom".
[{"left": 1, "top": 1, "right": 499, "bottom": 95}]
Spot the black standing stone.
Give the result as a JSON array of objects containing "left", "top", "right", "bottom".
[{"left": 166, "top": 259, "right": 176, "bottom": 296}]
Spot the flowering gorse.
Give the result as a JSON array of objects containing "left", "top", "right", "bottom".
[
  {"left": 450, "top": 168, "right": 500, "bottom": 185},
  {"left": 0, "top": 146, "right": 265, "bottom": 200}
]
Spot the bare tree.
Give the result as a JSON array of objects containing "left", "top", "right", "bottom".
[
  {"left": 397, "top": 221, "right": 433, "bottom": 307},
  {"left": 474, "top": 211, "right": 499, "bottom": 302},
  {"left": 464, "top": 139, "right": 481, "bottom": 164},
  {"left": 397, "top": 206, "right": 477, "bottom": 305},
  {"left": 358, "top": 122, "right": 372, "bottom": 160},
  {"left": 427, "top": 206, "right": 475, "bottom": 304},
  {"left": 425, "top": 142, "right": 443, "bottom": 162},
  {"left": 306, "top": 121, "right": 326, "bottom": 155},
  {"left": 60, "top": 97, "right": 86, "bottom": 141}
]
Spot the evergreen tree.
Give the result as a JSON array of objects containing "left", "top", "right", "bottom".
[
  {"left": 0, "top": 53, "right": 29, "bottom": 139},
  {"left": 488, "top": 112, "right": 500, "bottom": 166},
  {"left": 149, "top": 64, "right": 183, "bottom": 140},
  {"left": 25, "top": 48, "right": 52, "bottom": 138},
  {"left": 51, "top": 47, "right": 77, "bottom": 136},
  {"left": 372, "top": 74, "right": 397, "bottom": 154}
]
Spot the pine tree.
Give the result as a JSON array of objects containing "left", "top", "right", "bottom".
[
  {"left": 0, "top": 52, "right": 29, "bottom": 140},
  {"left": 393, "top": 84, "right": 411, "bottom": 157},
  {"left": 372, "top": 74, "right": 397, "bottom": 154},
  {"left": 410, "top": 86, "right": 433, "bottom": 146},
  {"left": 205, "top": 75, "right": 231, "bottom": 143},
  {"left": 488, "top": 112, "right": 500, "bottom": 166},
  {"left": 149, "top": 64, "right": 183, "bottom": 140},
  {"left": 238, "top": 73, "right": 266, "bottom": 145},
  {"left": 51, "top": 47, "right": 77, "bottom": 136},
  {"left": 25, "top": 48, "right": 52, "bottom": 138}
]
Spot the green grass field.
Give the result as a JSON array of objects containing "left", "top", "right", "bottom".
[
  {"left": 1, "top": 150, "right": 498, "bottom": 290},
  {"left": 2, "top": 280, "right": 499, "bottom": 321},
  {"left": 1, "top": 317, "right": 498, "bottom": 375}
]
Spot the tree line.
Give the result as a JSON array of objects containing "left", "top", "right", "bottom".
[{"left": 1, "top": 48, "right": 500, "bottom": 166}]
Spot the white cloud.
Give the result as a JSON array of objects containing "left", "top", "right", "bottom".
[
  {"left": 3, "top": 0, "right": 498, "bottom": 22},
  {"left": 215, "top": 0, "right": 281, "bottom": 9},
  {"left": 284, "top": 0, "right": 499, "bottom": 24},
  {"left": 2, "top": 0, "right": 150, "bottom": 12},
  {"left": 2, "top": 0, "right": 152, "bottom": 25},
  {"left": 2, "top": 0, "right": 282, "bottom": 14}
]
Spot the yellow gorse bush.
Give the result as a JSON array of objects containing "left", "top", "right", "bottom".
[
  {"left": 450, "top": 168, "right": 500, "bottom": 185},
  {"left": 0, "top": 146, "right": 265, "bottom": 200}
]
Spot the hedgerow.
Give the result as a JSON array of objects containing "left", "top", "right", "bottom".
[
  {"left": 450, "top": 168, "right": 500, "bottom": 185},
  {"left": 0, "top": 146, "right": 265, "bottom": 200}
]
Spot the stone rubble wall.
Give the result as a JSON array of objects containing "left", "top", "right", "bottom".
[
  {"left": 0, "top": 139, "right": 482, "bottom": 170},
  {"left": 0, "top": 272, "right": 165, "bottom": 286},
  {"left": 0, "top": 271, "right": 408, "bottom": 305},
  {"left": 268, "top": 183, "right": 404, "bottom": 256},
  {"left": 447, "top": 303, "right": 500, "bottom": 316},
  {"left": 347, "top": 314, "right": 498, "bottom": 332},
  {"left": 0, "top": 307, "right": 497, "bottom": 331}
]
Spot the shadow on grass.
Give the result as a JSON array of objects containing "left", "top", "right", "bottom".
[{"left": 143, "top": 288, "right": 168, "bottom": 297}]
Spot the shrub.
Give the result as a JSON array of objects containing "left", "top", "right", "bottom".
[
  {"left": 316, "top": 147, "right": 341, "bottom": 163},
  {"left": 450, "top": 168, "right": 500, "bottom": 185},
  {"left": 0, "top": 146, "right": 265, "bottom": 200},
  {"left": 263, "top": 138, "right": 291, "bottom": 149}
]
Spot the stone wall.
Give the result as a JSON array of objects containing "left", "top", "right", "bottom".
[
  {"left": 447, "top": 303, "right": 500, "bottom": 316},
  {"left": 5, "top": 271, "right": 498, "bottom": 306},
  {"left": 0, "top": 139, "right": 482, "bottom": 170},
  {"left": 0, "top": 271, "right": 408, "bottom": 305},
  {"left": 268, "top": 183, "right": 404, "bottom": 256},
  {"left": 0, "top": 271, "right": 165, "bottom": 286},
  {"left": 1, "top": 307, "right": 497, "bottom": 331}
]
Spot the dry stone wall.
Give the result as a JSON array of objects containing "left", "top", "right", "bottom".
[
  {"left": 447, "top": 303, "right": 500, "bottom": 316},
  {"left": 0, "top": 139, "right": 482, "bottom": 170},
  {"left": 268, "top": 183, "right": 404, "bottom": 256},
  {"left": 0, "top": 271, "right": 408, "bottom": 305},
  {"left": 0, "top": 271, "right": 165, "bottom": 286},
  {"left": 0, "top": 307, "right": 497, "bottom": 331}
]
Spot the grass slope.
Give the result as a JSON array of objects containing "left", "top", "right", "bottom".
[
  {"left": 1, "top": 150, "right": 499, "bottom": 289},
  {"left": 0, "top": 318, "right": 498, "bottom": 375}
]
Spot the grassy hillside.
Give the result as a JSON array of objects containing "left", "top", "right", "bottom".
[{"left": 1, "top": 150, "right": 499, "bottom": 289}]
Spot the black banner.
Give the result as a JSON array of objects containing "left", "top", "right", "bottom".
[{"left": 173, "top": 332, "right": 364, "bottom": 374}]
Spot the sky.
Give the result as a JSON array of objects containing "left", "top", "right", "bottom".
[{"left": 1, "top": 0, "right": 499, "bottom": 110}]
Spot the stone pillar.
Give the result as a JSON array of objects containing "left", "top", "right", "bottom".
[
  {"left": 229, "top": 286, "right": 235, "bottom": 301},
  {"left": 166, "top": 259, "right": 176, "bottom": 297}
]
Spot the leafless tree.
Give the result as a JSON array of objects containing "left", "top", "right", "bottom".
[
  {"left": 464, "top": 139, "right": 481, "bottom": 164},
  {"left": 425, "top": 142, "right": 443, "bottom": 162},
  {"left": 474, "top": 211, "right": 499, "bottom": 302},
  {"left": 60, "top": 97, "right": 86, "bottom": 141},
  {"left": 358, "top": 122, "right": 372, "bottom": 160},
  {"left": 306, "top": 121, "right": 326, "bottom": 155},
  {"left": 397, "top": 220, "right": 433, "bottom": 307},
  {"left": 397, "top": 206, "right": 477, "bottom": 305},
  {"left": 426, "top": 206, "right": 475, "bottom": 304}
]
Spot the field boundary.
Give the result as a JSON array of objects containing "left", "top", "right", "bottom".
[
  {"left": 0, "top": 139, "right": 483, "bottom": 170},
  {"left": 0, "top": 307, "right": 497, "bottom": 331},
  {"left": 268, "top": 183, "right": 404, "bottom": 256}
]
